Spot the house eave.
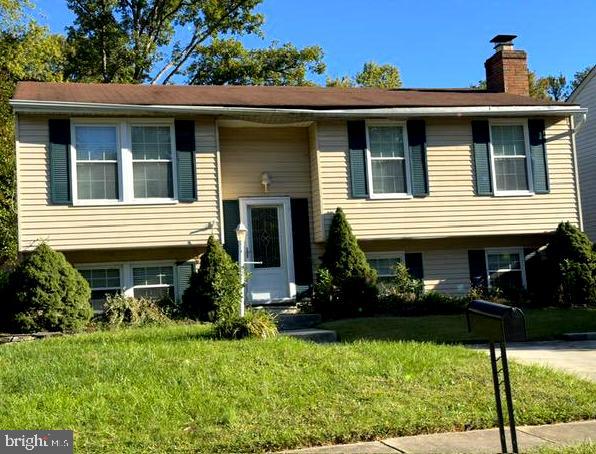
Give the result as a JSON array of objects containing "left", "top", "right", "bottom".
[{"left": 9, "top": 99, "right": 587, "bottom": 117}]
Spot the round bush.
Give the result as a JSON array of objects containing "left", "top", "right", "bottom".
[{"left": 1, "top": 243, "right": 92, "bottom": 333}]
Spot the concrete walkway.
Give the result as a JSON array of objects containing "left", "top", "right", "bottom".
[
  {"left": 280, "top": 420, "right": 596, "bottom": 453},
  {"left": 484, "top": 340, "right": 596, "bottom": 382}
]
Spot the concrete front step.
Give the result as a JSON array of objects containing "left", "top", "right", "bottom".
[
  {"left": 281, "top": 329, "right": 337, "bottom": 343},
  {"left": 276, "top": 313, "right": 322, "bottom": 330}
]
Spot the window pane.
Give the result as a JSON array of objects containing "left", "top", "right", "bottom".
[
  {"left": 372, "top": 160, "right": 407, "bottom": 194},
  {"left": 250, "top": 207, "right": 281, "bottom": 268},
  {"left": 369, "top": 126, "right": 405, "bottom": 158},
  {"left": 133, "top": 162, "right": 173, "bottom": 198},
  {"left": 492, "top": 125, "right": 526, "bottom": 157},
  {"left": 90, "top": 289, "right": 120, "bottom": 311},
  {"left": 77, "top": 162, "right": 118, "bottom": 199},
  {"left": 487, "top": 252, "right": 521, "bottom": 272},
  {"left": 489, "top": 271, "right": 523, "bottom": 290},
  {"left": 495, "top": 158, "right": 528, "bottom": 191},
  {"left": 131, "top": 126, "right": 172, "bottom": 160},
  {"left": 133, "top": 266, "right": 174, "bottom": 286},
  {"left": 369, "top": 257, "right": 401, "bottom": 276},
  {"left": 75, "top": 126, "right": 118, "bottom": 161}
]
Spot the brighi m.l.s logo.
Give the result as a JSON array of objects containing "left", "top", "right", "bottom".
[{"left": 0, "top": 431, "right": 72, "bottom": 453}]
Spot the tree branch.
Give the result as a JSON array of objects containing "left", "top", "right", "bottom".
[{"left": 151, "top": 0, "right": 253, "bottom": 84}]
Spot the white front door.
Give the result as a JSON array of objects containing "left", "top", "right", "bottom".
[{"left": 240, "top": 197, "right": 295, "bottom": 303}]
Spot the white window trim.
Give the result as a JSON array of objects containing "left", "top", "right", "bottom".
[
  {"left": 488, "top": 119, "right": 534, "bottom": 197},
  {"left": 484, "top": 247, "right": 527, "bottom": 289},
  {"left": 366, "top": 251, "right": 406, "bottom": 277},
  {"left": 365, "top": 120, "right": 413, "bottom": 199},
  {"left": 70, "top": 118, "right": 178, "bottom": 206}
]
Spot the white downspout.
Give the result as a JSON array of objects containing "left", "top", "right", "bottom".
[{"left": 570, "top": 115, "right": 584, "bottom": 232}]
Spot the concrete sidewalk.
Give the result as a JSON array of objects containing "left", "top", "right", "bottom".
[{"left": 280, "top": 420, "right": 595, "bottom": 453}]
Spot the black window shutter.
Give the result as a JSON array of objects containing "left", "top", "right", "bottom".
[
  {"left": 468, "top": 249, "right": 487, "bottom": 288},
  {"left": 48, "top": 119, "right": 71, "bottom": 204},
  {"left": 528, "top": 119, "right": 549, "bottom": 194},
  {"left": 405, "top": 252, "right": 424, "bottom": 279},
  {"left": 471, "top": 121, "right": 493, "bottom": 196},
  {"left": 407, "top": 120, "right": 429, "bottom": 197},
  {"left": 222, "top": 200, "right": 240, "bottom": 261},
  {"left": 347, "top": 120, "right": 368, "bottom": 198},
  {"left": 175, "top": 120, "right": 196, "bottom": 202},
  {"left": 290, "top": 198, "right": 313, "bottom": 285}
]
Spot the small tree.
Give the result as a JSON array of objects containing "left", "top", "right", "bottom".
[
  {"left": 314, "top": 208, "right": 377, "bottom": 318},
  {"left": 536, "top": 222, "right": 596, "bottom": 306},
  {"left": 1, "top": 243, "right": 92, "bottom": 333},
  {"left": 181, "top": 235, "right": 242, "bottom": 322}
]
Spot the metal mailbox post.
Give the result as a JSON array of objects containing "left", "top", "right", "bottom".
[{"left": 466, "top": 300, "right": 527, "bottom": 454}]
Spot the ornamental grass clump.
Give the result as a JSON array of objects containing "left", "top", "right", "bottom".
[
  {"left": 213, "top": 310, "right": 278, "bottom": 340},
  {"left": 0, "top": 242, "right": 92, "bottom": 333}
]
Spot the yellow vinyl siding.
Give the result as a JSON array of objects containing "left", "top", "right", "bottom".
[
  {"left": 313, "top": 117, "right": 579, "bottom": 241},
  {"left": 359, "top": 234, "right": 547, "bottom": 295},
  {"left": 17, "top": 115, "right": 220, "bottom": 251},
  {"left": 219, "top": 127, "right": 311, "bottom": 199}
]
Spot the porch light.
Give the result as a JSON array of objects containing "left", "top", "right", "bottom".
[
  {"left": 235, "top": 223, "right": 248, "bottom": 244},
  {"left": 235, "top": 223, "right": 248, "bottom": 317},
  {"left": 261, "top": 172, "right": 271, "bottom": 192}
]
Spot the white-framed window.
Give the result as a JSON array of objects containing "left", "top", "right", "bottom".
[
  {"left": 485, "top": 248, "right": 527, "bottom": 289},
  {"left": 78, "top": 267, "right": 122, "bottom": 312},
  {"left": 489, "top": 120, "right": 533, "bottom": 196},
  {"left": 132, "top": 265, "right": 175, "bottom": 300},
  {"left": 70, "top": 119, "right": 177, "bottom": 205},
  {"left": 74, "top": 125, "right": 119, "bottom": 200},
  {"left": 366, "top": 251, "right": 405, "bottom": 278},
  {"left": 366, "top": 121, "right": 412, "bottom": 198}
]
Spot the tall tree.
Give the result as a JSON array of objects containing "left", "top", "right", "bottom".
[
  {"left": 0, "top": 0, "right": 64, "bottom": 266},
  {"left": 545, "top": 73, "right": 568, "bottom": 101},
  {"left": 570, "top": 66, "right": 594, "bottom": 92},
  {"left": 186, "top": 38, "right": 324, "bottom": 85},
  {"left": 326, "top": 61, "right": 402, "bottom": 89},
  {"left": 65, "top": 0, "right": 324, "bottom": 85}
]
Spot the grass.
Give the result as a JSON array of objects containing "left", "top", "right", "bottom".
[
  {"left": 320, "top": 308, "right": 596, "bottom": 343},
  {"left": 529, "top": 442, "right": 596, "bottom": 453},
  {"left": 1, "top": 324, "right": 595, "bottom": 453}
]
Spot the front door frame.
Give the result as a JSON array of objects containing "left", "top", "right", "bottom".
[{"left": 239, "top": 196, "right": 296, "bottom": 302}]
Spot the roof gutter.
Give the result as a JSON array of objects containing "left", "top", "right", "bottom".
[{"left": 9, "top": 99, "right": 587, "bottom": 117}]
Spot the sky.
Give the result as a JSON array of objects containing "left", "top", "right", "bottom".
[{"left": 32, "top": 0, "right": 596, "bottom": 87}]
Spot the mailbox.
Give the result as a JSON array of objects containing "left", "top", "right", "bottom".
[{"left": 466, "top": 299, "right": 527, "bottom": 342}]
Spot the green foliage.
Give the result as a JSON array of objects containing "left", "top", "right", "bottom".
[
  {"left": 186, "top": 38, "right": 325, "bottom": 85},
  {"left": 313, "top": 208, "right": 377, "bottom": 319},
  {"left": 213, "top": 309, "right": 277, "bottom": 340},
  {"left": 326, "top": 61, "right": 402, "bottom": 89},
  {"left": 102, "top": 293, "right": 170, "bottom": 328},
  {"left": 570, "top": 66, "right": 594, "bottom": 92},
  {"left": 64, "top": 0, "right": 324, "bottom": 85},
  {"left": 182, "top": 235, "right": 242, "bottom": 322},
  {"left": 0, "top": 3, "right": 65, "bottom": 268},
  {"left": 538, "top": 222, "right": 596, "bottom": 307},
  {"left": 545, "top": 73, "right": 569, "bottom": 101},
  {"left": 1, "top": 243, "right": 92, "bottom": 333},
  {"left": 392, "top": 262, "right": 424, "bottom": 296}
]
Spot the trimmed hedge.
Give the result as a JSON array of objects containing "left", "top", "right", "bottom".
[{"left": 1, "top": 243, "right": 92, "bottom": 333}]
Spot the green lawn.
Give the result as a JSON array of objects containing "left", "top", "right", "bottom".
[
  {"left": 320, "top": 308, "right": 596, "bottom": 343},
  {"left": 530, "top": 442, "right": 596, "bottom": 454},
  {"left": 1, "top": 324, "right": 595, "bottom": 453}
]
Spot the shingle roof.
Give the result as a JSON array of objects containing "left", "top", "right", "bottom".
[{"left": 13, "top": 82, "right": 569, "bottom": 109}]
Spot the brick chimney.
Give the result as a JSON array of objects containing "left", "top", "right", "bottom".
[{"left": 485, "top": 34, "right": 529, "bottom": 96}]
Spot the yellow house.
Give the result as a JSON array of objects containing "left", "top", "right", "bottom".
[{"left": 11, "top": 36, "right": 586, "bottom": 309}]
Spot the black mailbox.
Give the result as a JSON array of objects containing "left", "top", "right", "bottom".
[{"left": 466, "top": 299, "right": 527, "bottom": 342}]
